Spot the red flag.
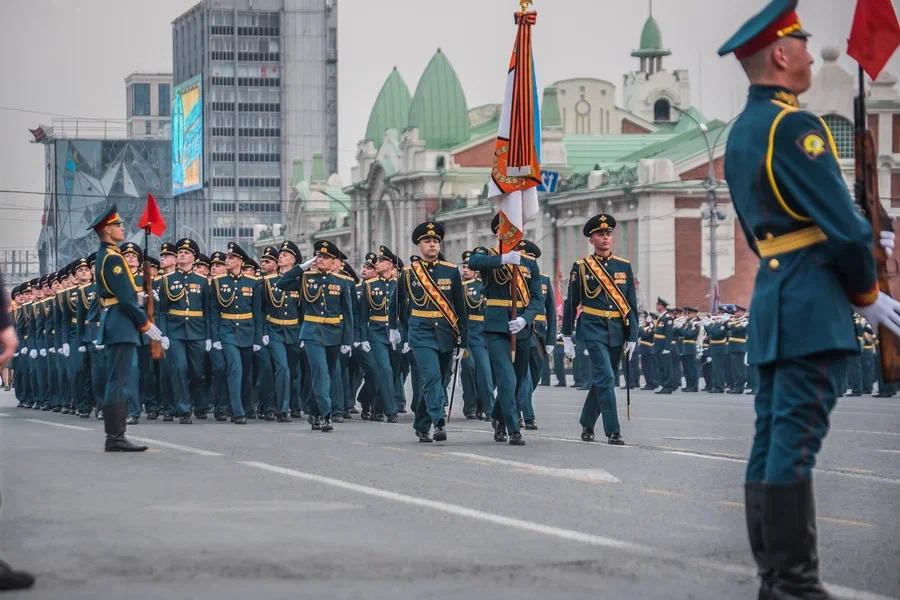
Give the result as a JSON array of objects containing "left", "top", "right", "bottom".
[
  {"left": 138, "top": 193, "right": 167, "bottom": 237},
  {"left": 848, "top": 0, "right": 900, "bottom": 80}
]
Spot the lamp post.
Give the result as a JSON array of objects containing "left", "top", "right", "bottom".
[{"left": 672, "top": 106, "right": 734, "bottom": 312}]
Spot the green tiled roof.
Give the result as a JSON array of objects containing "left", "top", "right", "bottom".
[
  {"left": 365, "top": 67, "right": 412, "bottom": 148},
  {"left": 563, "top": 134, "right": 675, "bottom": 173},
  {"left": 408, "top": 49, "right": 470, "bottom": 149},
  {"left": 617, "top": 120, "right": 732, "bottom": 165},
  {"left": 467, "top": 116, "right": 500, "bottom": 142}
]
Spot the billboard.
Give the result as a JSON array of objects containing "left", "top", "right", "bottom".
[{"left": 172, "top": 75, "right": 203, "bottom": 195}]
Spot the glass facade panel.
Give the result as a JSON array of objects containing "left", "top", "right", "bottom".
[
  {"left": 133, "top": 83, "right": 151, "bottom": 116},
  {"left": 159, "top": 83, "right": 171, "bottom": 116}
]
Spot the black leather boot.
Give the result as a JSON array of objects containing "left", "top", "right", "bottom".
[
  {"left": 0, "top": 560, "right": 35, "bottom": 591},
  {"left": 103, "top": 403, "right": 148, "bottom": 452},
  {"left": 763, "top": 478, "right": 831, "bottom": 599},
  {"left": 745, "top": 482, "right": 774, "bottom": 599}
]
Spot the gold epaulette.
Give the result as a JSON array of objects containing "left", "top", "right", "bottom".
[
  {"left": 575, "top": 258, "right": 585, "bottom": 265},
  {"left": 212, "top": 274, "right": 227, "bottom": 280},
  {"left": 437, "top": 260, "right": 457, "bottom": 268},
  {"left": 365, "top": 277, "right": 379, "bottom": 284},
  {"left": 264, "top": 273, "right": 278, "bottom": 280},
  {"left": 244, "top": 274, "right": 259, "bottom": 281},
  {"left": 333, "top": 272, "right": 353, "bottom": 282},
  {"left": 463, "top": 279, "right": 477, "bottom": 286},
  {"left": 613, "top": 255, "right": 631, "bottom": 264}
]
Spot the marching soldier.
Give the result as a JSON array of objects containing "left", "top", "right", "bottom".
[
  {"left": 461, "top": 250, "right": 494, "bottom": 419},
  {"left": 74, "top": 255, "right": 102, "bottom": 418},
  {"left": 467, "top": 216, "right": 539, "bottom": 445},
  {"left": 552, "top": 333, "right": 567, "bottom": 387},
  {"left": 652, "top": 298, "right": 674, "bottom": 394},
  {"left": 676, "top": 307, "right": 701, "bottom": 392},
  {"left": 278, "top": 240, "right": 353, "bottom": 431},
  {"left": 359, "top": 245, "right": 401, "bottom": 422},
  {"left": 562, "top": 214, "right": 638, "bottom": 445},
  {"left": 638, "top": 313, "right": 657, "bottom": 389},
  {"left": 13, "top": 281, "right": 33, "bottom": 407},
  {"left": 727, "top": 305, "right": 749, "bottom": 394},
  {"left": 209, "top": 243, "right": 263, "bottom": 424},
  {"left": 516, "top": 240, "right": 555, "bottom": 430},
  {"left": 120, "top": 242, "right": 154, "bottom": 422},
  {"left": 157, "top": 238, "right": 210, "bottom": 424},
  {"left": 719, "top": 2, "right": 900, "bottom": 594},
  {"left": 394, "top": 222, "right": 468, "bottom": 443},
  {"left": 207, "top": 251, "right": 230, "bottom": 420},
  {"left": 704, "top": 310, "right": 729, "bottom": 393},
  {"left": 90, "top": 204, "right": 159, "bottom": 451},
  {"left": 254, "top": 246, "right": 279, "bottom": 420}
]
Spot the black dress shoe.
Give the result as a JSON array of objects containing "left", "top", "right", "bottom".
[
  {"left": 41, "top": 404, "right": 51, "bottom": 411},
  {"left": 641, "top": 385, "right": 656, "bottom": 390},
  {"left": 146, "top": 411, "right": 158, "bottom": 420},
  {"left": 277, "top": 413, "right": 292, "bottom": 423},
  {"left": 416, "top": 430, "right": 432, "bottom": 443},
  {"left": 180, "top": 415, "right": 192, "bottom": 424},
  {"left": 195, "top": 413, "right": 208, "bottom": 420},
  {"left": 290, "top": 409, "right": 303, "bottom": 419},
  {"left": 655, "top": 388, "right": 672, "bottom": 394},
  {"left": 311, "top": 417, "right": 322, "bottom": 430},
  {"left": 232, "top": 416, "right": 247, "bottom": 425},
  {"left": 433, "top": 427, "right": 447, "bottom": 442},
  {"left": 332, "top": 414, "right": 344, "bottom": 424},
  {"left": 360, "top": 411, "right": 371, "bottom": 420},
  {"left": 105, "top": 436, "right": 149, "bottom": 452},
  {"left": 79, "top": 412, "right": 90, "bottom": 419},
  {"left": 264, "top": 411, "right": 276, "bottom": 421},
  {"left": 126, "top": 416, "right": 139, "bottom": 425},
  {"left": 350, "top": 407, "right": 359, "bottom": 414},
  {"left": 51, "top": 406, "right": 62, "bottom": 413},
  {"left": 508, "top": 432, "right": 525, "bottom": 446},
  {"left": 608, "top": 433, "right": 625, "bottom": 445},
  {"left": 524, "top": 421, "right": 538, "bottom": 430},
  {"left": 387, "top": 414, "right": 399, "bottom": 424},
  {"left": 163, "top": 414, "right": 174, "bottom": 422},
  {"left": 214, "top": 413, "right": 227, "bottom": 422},
  {"left": 465, "top": 413, "right": 476, "bottom": 420},
  {"left": 343, "top": 410, "right": 352, "bottom": 419},
  {"left": 321, "top": 418, "right": 334, "bottom": 432},
  {"left": 554, "top": 383, "right": 567, "bottom": 387},
  {"left": 493, "top": 420, "right": 508, "bottom": 443},
  {"left": 0, "top": 560, "right": 35, "bottom": 591},
  {"left": 475, "top": 412, "right": 484, "bottom": 420},
  {"left": 581, "top": 428, "right": 595, "bottom": 442}
]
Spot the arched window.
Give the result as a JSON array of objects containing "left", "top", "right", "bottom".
[
  {"left": 821, "top": 114, "right": 854, "bottom": 158},
  {"left": 654, "top": 98, "right": 671, "bottom": 122}
]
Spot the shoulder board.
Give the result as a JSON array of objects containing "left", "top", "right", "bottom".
[
  {"left": 332, "top": 272, "right": 353, "bottom": 282},
  {"left": 437, "top": 260, "right": 457, "bottom": 268},
  {"left": 575, "top": 259, "right": 585, "bottom": 265},
  {"left": 770, "top": 100, "right": 800, "bottom": 113},
  {"left": 264, "top": 273, "right": 278, "bottom": 280},
  {"left": 463, "top": 279, "right": 477, "bottom": 286},
  {"left": 612, "top": 255, "right": 631, "bottom": 264},
  {"left": 402, "top": 265, "right": 412, "bottom": 272},
  {"left": 364, "top": 277, "right": 379, "bottom": 284},
  {"left": 243, "top": 275, "right": 259, "bottom": 281},
  {"left": 212, "top": 274, "right": 227, "bottom": 280}
]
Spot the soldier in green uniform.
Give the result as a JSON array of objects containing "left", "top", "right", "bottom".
[
  {"left": 206, "top": 252, "right": 230, "bottom": 420},
  {"left": 516, "top": 240, "right": 555, "bottom": 430},
  {"left": 461, "top": 250, "right": 494, "bottom": 419},
  {"left": 120, "top": 241, "right": 155, "bottom": 422},
  {"left": 359, "top": 245, "right": 401, "bottom": 422},
  {"left": 676, "top": 307, "right": 701, "bottom": 392},
  {"left": 719, "top": 2, "right": 900, "bottom": 594},
  {"left": 14, "top": 280, "right": 34, "bottom": 407},
  {"left": 157, "top": 238, "right": 210, "bottom": 423},
  {"left": 278, "top": 240, "right": 353, "bottom": 431},
  {"left": 335, "top": 259, "right": 359, "bottom": 421},
  {"left": 29, "top": 276, "right": 50, "bottom": 410},
  {"left": 74, "top": 256, "right": 102, "bottom": 418},
  {"left": 90, "top": 205, "right": 158, "bottom": 451},
  {"left": 393, "top": 222, "right": 468, "bottom": 443},
  {"left": 252, "top": 246, "right": 279, "bottom": 420},
  {"left": 651, "top": 298, "right": 674, "bottom": 393},
  {"left": 562, "top": 214, "right": 638, "bottom": 445},
  {"left": 209, "top": 242, "right": 263, "bottom": 424},
  {"left": 727, "top": 305, "right": 749, "bottom": 394},
  {"left": 467, "top": 216, "right": 539, "bottom": 445},
  {"left": 704, "top": 311, "right": 729, "bottom": 393}
]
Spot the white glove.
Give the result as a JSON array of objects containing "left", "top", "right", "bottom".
[
  {"left": 360, "top": 341, "right": 371, "bottom": 353},
  {"left": 662, "top": 349, "right": 670, "bottom": 355},
  {"left": 563, "top": 336, "right": 575, "bottom": 359},
  {"left": 29, "top": 349, "right": 38, "bottom": 359},
  {"left": 880, "top": 231, "right": 895, "bottom": 257},
  {"left": 855, "top": 292, "right": 900, "bottom": 338},
  {"left": 583, "top": 348, "right": 589, "bottom": 356},
  {"left": 39, "top": 349, "right": 47, "bottom": 357},
  {"left": 78, "top": 346, "right": 86, "bottom": 353},
  {"left": 21, "top": 346, "right": 27, "bottom": 354},
  {"left": 212, "top": 341, "right": 223, "bottom": 351},
  {"left": 352, "top": 341, "right": 360, "bottom": 348},
  {"left": 453, "top": 347, "right": 466, "bottom": 361},
  {"left": 61, "top": 343, "right": 70, "bottom": 357},
  {"left": 545, "top": 344, "right": 554, "bottom": 356},
  {"left": 500, "top": 251, "right": 521, "bottom": 266},
  {"left": 93, "top": 341, "right": 105, "bottom": 350},
  {"left": 744, "top": 354, "right": 749, "bottom": 366},
  {"left": 143, "top": 323, "right": 163, "bottom": 342},
  {"left": 402, "top": 342, "right": 411, "bottom": 354},
  {"left": 153, "top": 290, "right": 160, "bottom": 302},
  {"left": 48, "top": 348, "right": 55, "bottom": 354},
  {"left": 262, "top": 335, "right": 270, "bottom": 346},
  {"left": 300, "top": 341, "right": 305, "bottom": 349},
  {"left": 624, "top": 341, "right": 637, "bottom": 360},
  {"left": 137, "top": 292, "right": 147, "bottom": 307},
  {"left": 253, "top": 344, "right": 262, "bottom": 352},
  {"left": 340, "top": 345, "right": 352, "bottom": 355},
  {"left": 389, "top": 329, "right": 401, "bottom": 347},
  {"left": 205, "top": 339, "right": 212, "bottom": 352},
  {"left": 508, "top": 317, "right": 527, "bottom": 335},
  {"left": 160, "top": 336, "right": 170, "bottom": 351},
  {"left": 300, "top": 257, "right": 316, "bottom": 270}
]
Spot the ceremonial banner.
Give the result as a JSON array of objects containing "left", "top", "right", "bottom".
[
  {"left": 848, "top": 0, "right": 900, "bottom": 80},
  {"left": 489, "top": 4, "right": 542, "bottom": 253}
]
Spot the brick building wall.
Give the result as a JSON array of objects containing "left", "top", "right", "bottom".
[{"left": 453, "top": 139, "right": 494, "bottom": 168}]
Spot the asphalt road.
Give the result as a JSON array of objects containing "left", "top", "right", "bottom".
[{"left": 1, "top": 385, "right": 898, "bottom": 600}]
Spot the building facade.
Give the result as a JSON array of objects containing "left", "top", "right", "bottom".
[
  {"left": 171, "top": 0, "right": 338, "bottom": 254},
  {"left": 125, "top": 72, "right": 173, "bottom": 140}
]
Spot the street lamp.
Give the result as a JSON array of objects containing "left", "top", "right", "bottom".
[{"left": 672, "top": 106, "right": 735, "bottom": 312}]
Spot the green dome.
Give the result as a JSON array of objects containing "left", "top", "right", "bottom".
[
  {"left": 632, "top": 15, "right": 671, "bottom": 58},
  {"left": 365, "top": 67, "right": 412, "bottom": 148},
  {"left": 408, "top": 49, "right": 470, "bottom": 149}
]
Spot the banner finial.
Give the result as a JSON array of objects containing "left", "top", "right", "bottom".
[{"left": 519, "top": 0, "right": 533, "bottom": 13}]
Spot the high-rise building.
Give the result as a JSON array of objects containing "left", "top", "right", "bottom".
[
  {"left": 125, "top": 73, "right": 173, "bottom": 140},
  {"left": 172, "top": 0, "right": 338, "bottom": 253}
]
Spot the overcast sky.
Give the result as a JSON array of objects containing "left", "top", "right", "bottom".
[{"left": 0, "top": 0, "right": 895, "bottom": 248}]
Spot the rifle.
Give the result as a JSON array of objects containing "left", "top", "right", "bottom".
[
  {"left": 143, "top": 225, "right": 164, "bottom": 361},
  {"left": 854, "top": 66, "right": 900, "bottom": 383}
]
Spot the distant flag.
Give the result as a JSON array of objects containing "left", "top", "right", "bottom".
[
  {"left": 848, "top": 0, "right": 900, "bottom": 80},
  {"left": 138, "top": 193, "right": 167, "bottom": 238},
  {"left": 489, "top": 2, "right": 542, "bottom": 253}
]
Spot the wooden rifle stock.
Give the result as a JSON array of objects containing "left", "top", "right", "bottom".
[{"left": 855, "top": 101, "right": 900, "bottom": 383}]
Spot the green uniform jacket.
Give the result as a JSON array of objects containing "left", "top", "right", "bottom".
[
  {"left": 463, "top": 278, "right": 487, "bottom": 348},
  {"left": 261, "top": 272, "right": 302, "bottom": 345},
  {"left": 467, "top": 249, "right": 541, "bottom": 334},
  {"left": 393, "top": 257, "right": 468, "bottom": 352},
  {"left": 562, "top": 254, "right": 638, "bottom": 346},
  {"left": 208, "top": 272, "right": 263, "bottom": 348},
  {"left": 158, "top": 269, "right": 210, "bottom": 341},
  {"left": 359, "top": 276, "right": 396, "bottom": 345},
  {"left": 278, "top": 266, "right": 353, "bottom": 347},
  {"left": 94, "top": 242, "right": 150, "bottom": 346}
]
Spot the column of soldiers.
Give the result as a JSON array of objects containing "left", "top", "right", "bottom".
[{"left": 6, "top": 213, "right": 893, "bottom": 442}]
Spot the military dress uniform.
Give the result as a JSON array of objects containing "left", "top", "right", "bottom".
[
  {"left": 726, "top": 308, "right": 749, "bottom": 393},
  {"left": 13, "top": 281, "right": 33, "bottom": 406},
  {"left": 75, "top": 258, "right": 104, "bottom": 417},
  {"left": 705, "top": 316, "right": 729, "bottom": 393},
  {"left": 720, "top": 3, "right": 883, "bottom": 594},
  {"left": 359, "top": 246, "right": 401, "bottom": 421},
  {"left": 638, "top": 317, "right": 657, "bottom": 389},
  {"left": 562, "top": 214, "right": 639, "bottom": 444},
  {"left": 209, "top": 243, "right": 263, "bottom": 424},
  {"left": 461, "top": 251, "right": 495, "bottom": 418},
  {"left": 278, "top": 240, "right": 353, "bottom": 431},
  {"left": 652, "top": 301, "right": 675, "bottom": 393},
  {"left": 675, "top": 310, "right": 701, "bottom": 392},
  {"left": 394, "top": 222, "right": 468, "bottom": 442}
]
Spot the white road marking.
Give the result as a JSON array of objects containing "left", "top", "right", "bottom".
[
  {"left": 25, "top": 418, "right": 92, "bottom": 431},
  {"left": 127, "top": 436, "right": 224, "bottom": 457},
  {"left": 240, "top": 460, "right": 892, "bottom": 600},
  {"left": 663, "top": 436, "right": 731, "bottom": 441},
  {"left": 0, "top": 412, "right": 10, "bottom": 417},
  {"left": 662, "top": 450, "right": 743, "bottom": 463},
  {"left": 446, "top": 452, "right": 620, "bottom": 484},
  {"left": 873, "top": 449, "right": 900, "bottom": 455},
  {"left": 833, "top": 429, "right": 900, "bottom": 437}
]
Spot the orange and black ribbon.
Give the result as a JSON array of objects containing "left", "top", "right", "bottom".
[
  {"left": 410, "top": 260, "right": 460, "bottom": 341},
  {"left": 583, "top": 256, "right": 631, "bottom": 319}
]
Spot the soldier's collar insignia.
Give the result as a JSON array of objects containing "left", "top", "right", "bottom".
[
  {"left": 774, "top": 90, "right": 798, "bottom": 107},
  {"left": 800, "top": 133, "right": 827, "bottom": 159}
]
